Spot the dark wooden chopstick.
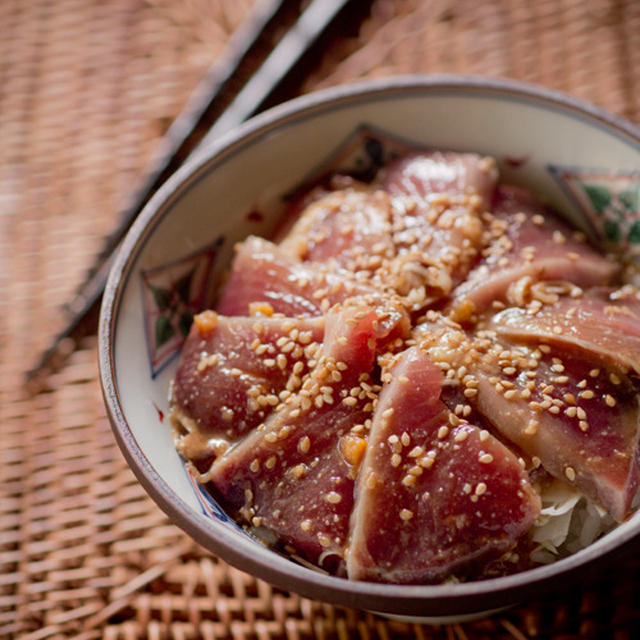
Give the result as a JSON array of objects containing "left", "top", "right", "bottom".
[{"left": 26, "top": 0, "right": 372, "bottom": 383}]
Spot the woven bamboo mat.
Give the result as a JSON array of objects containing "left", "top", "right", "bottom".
[{"left": 2, "top": 0, "right": 640, "bottom": 638}]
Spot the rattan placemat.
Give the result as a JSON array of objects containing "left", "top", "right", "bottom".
[{"left": 2, "top": 1, "right": 639, "bottom": 638}]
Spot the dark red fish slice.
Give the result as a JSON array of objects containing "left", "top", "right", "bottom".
[
  {"left": 347, "top": 347, "right": 540, "bottom": 584},
  {"left": 279, "top": 184, "right": 394, "bottom": 271},
  {"left": 216, "top": 236, "right": 377, "bottom": 317},
  {"left": 171, "top": 313, "right": 325, "bottom": 459},
  {"left": 379, "top": 152, "right": 498, "bottom": 304},
  {"left": 473, "top": 344, "right": 640, "bottom": 522},
  {"left": 491, "top": 288, "right": 640, "bottom": 375},
  {"left": 449, "top": 186, "right": 619, "bottom": 320},
  {"left": 382, "top": 150, "right": 499, "bottom": 210},
  {"left": 208, "top": 302, "right": 409, "bottom": 571}
]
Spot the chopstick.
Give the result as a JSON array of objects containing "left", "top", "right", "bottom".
[{"left": 26, "top": 0, "right": 371, "bottom": 384}]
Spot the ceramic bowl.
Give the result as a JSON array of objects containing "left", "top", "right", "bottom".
[{"left": 99, "top": 75, "right": 640, "bottom": 621}]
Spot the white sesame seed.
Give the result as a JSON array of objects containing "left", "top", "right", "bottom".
[
  {"left": 454, "top": 430, "right": 468, "bottom": 443},
  {"left": 298, "top": 436, "right": 311, "bottom": 453},
  {"left": 437, "top": 426, "right": 449, "bottom": 440}
]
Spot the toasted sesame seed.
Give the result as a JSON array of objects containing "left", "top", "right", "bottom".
[
  {"left": 479, "top": 453, "right": 494, "bottom": 464},
  {"left": 475, "top": 482, "right": 487, "bottom": 496},
  {"left": 454, "top": 430, "right": 468, "bottom": 443},
  {"left": 265, "top": 455, "right": 277, "bottom": 469},
  {"left": 399, "top": 508, "right": 414, "bottom": 521},
  {"left": 437, "top": 426, "right": 450, "bottom": 440},
  {"left": 326, "top": 491, "right": 342, "bottom": 504},
  {"left": 605, "top": 394, "right": 617, "bottom": 407},
  {"left": 391, "top": 453, "right": 402, "bottom": 467},
  {"left": 418, "top": 455, "right": 435, "bottom": 469},
  {"left": 564, "top": 466, "right": 576, "bottom": 481},
  {"left": 317, "top": 533, "right": 331, "bottom": 547},
  {"left": 401, "top": 432, "right": 411, "bottom": 446},
  {"left": 298, "top": 436, "right": 311, "bottom": 453},
  {"left": 479, "top": 430, "right": 490, "bottom": 442},
  {"left": 589, "top": 368, "right": 600, "bottom": 378},
  {"left": 610, "top": 373, "right": 621, "bottom": 385},
  {"left": 300, "top": 519, "right": 312, "bottom": 532}
]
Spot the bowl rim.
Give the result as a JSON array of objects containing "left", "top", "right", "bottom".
[{"left": 99, "top": 73, "right": 640, "bottom": 616}]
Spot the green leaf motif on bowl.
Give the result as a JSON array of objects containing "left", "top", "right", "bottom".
[{"left": 549, "top": 166, "right": 640, "bottom": 258}]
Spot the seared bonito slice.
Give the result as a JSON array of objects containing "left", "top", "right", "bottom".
[
  {"left": 171, "top": 313, "right": 325, "bottom": 463},
  {"left": 346, "top": 347, "right": 540, "bottom": 584},
  {"left": 490, "top": 287, "right": 640, "bottom": 376},
  {"left": 208, "top": 301, "right": 410, "bottom": 571},
  {"left": 449, "top": 186, "right": 619, "bottom": 321}
]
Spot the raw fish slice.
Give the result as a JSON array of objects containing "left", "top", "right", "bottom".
[
  {"left": 379, "top": 151, "right": 498, "bottom": 305},
  {"left": 414, "top": 318, "right": 640, "bottom": 521},
  {"left": 472, "top": 345, "right": 640, "bottom": 522},
  {"left": 279, "top": 184, "right": 394, "bottom": 272},
  {"left": 449, "top": 186, "right": 619, "bottom": 321},
  {"left": 171, "top": 313, "right": 325, "bottom": 468},
  {"left": 347, "top": 347, "right": 540, "bottom": 584},
  {"left": 208, "top": 303, "right": 408, "bottom": 571},
  {"left": 382, "top": 150, "right": 499, "bottom": 210},
  {"left": 216, "top": 236, "right": 377, "bottom": 317},
  {"left": 490, "top": 288, "right": 640, "bottom": 375}
]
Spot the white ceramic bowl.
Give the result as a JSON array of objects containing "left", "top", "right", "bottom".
[{"left": 99, "top": 75, "right": 640, "bottom": 621}]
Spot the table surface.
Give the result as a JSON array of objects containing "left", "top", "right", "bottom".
[{"left": 2, "top": 1, "right": 639, "bottom": 638}]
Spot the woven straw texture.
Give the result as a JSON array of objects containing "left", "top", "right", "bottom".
[{"left": 2, "top": 0, "right": 639, "bottom": 638}]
